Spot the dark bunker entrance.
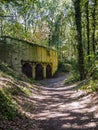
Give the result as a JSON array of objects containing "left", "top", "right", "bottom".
[
  {"left": 22, "top": 63, "right": 32, "bottom": 78},
  {"left": 46, "top": 64, "right": 52, "bottom": 78},
  {"left": 35, "top": 64, "right": 43, "bottom": 80}
]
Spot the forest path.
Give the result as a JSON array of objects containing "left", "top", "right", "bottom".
[{"left": 31, "top": 75, "right": 98, "bottom": 130}]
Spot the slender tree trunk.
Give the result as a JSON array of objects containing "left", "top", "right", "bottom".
[
  {"left": 85, "top": 0, "right": 90, "bottom": 61},
  {"left": 0, "top": 18, "right": 3, "bottom": 36},
  {"left": 92, "top": 0, "right": 97, "bottom": 54},
  {"left": 73, "top": 0, "right": 85, "bottom": 80}
]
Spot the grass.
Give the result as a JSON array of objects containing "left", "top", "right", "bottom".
[
  {"left": 0, "top": 62, "right": 36, "bottom": 83},
  {"left": 64, "top": 71, "right": 98, "bottom": 93},
  {"left": 80, "top": 79, "right": 98, "bottom": 92},
  {"left": 0, "top": 90, "right": 18, "bottom": 120},
  {"left": 0, "top": 62, "right": 34, "bottom": 120}
]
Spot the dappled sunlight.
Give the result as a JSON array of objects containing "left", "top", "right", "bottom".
[
  {"left": 13, "top": 76, "right": 98, "bottom": 130},
  {"left": 94, "top": 113, "right": 98, "bottom": 118},
  {"left": 71, "top": 102, "right": 80, "bottom": 107},
  {"left": 84, "top": 122, "right": 97, "bottom": 128},
  {"left": 29, "top": 76, "right": 98, "bottom": 130}
]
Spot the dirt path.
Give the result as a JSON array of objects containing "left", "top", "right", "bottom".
[
  {"left": 30, "top": 75, "right": 98, "bottom": 130},
  {"left": 1, "top": 75, "right": 98, "bottom": 130}
]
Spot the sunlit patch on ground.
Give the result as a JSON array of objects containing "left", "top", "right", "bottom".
[
  {"left": 28, "top": 76, "right": 98, "bottom": 130},
  {"left": 1, "top": 72, "right": 98, "bottom": 130}
]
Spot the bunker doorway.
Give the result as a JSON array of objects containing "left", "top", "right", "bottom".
[
  {"left": 22, "top": 63, "right": 32, "bottom": 78},
  {"left": 46, "top": 64, "right": 52, "bottom": 78},
  {"left": 35, "top": 64, "right": 43, "bottom": 80}
]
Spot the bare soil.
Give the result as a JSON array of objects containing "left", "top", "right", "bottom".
[
  {"left": 32, "top": 74, "right": 98, "bottom": 130},
  {"left": 1, "top": 74, "right": 98, "bottom": 130}
]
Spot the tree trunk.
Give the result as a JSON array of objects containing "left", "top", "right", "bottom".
[
  {"left": 92, "top": 0, "right": 97, "bottom": 54},
  {"left": 85, "top": 0, "right": 90, "bottom": 61},
  {"left": 73, "top": 0, "right": 85, "bottom": 80}
]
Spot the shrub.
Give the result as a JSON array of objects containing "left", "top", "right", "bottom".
[
  {"left": 58, "top": 60, "right": 71, "bottom": 72},
  {"left": 0, "top": 90, "right": 18, "bottom": 120},
  {"left": 92, "top": 66, "right": 98, "bottom": 80},
  {"left": 90, "top": 80, "right": 98, "bottom": 92}
]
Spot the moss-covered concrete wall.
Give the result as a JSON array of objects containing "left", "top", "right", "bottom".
[{"left": 0, "top": 36, "right": 58, "bottom": 79}]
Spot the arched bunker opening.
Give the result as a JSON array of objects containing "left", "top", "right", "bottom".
[
  {"left": 35, "top": 64, "right": 43, "bottom": 80},
  {"left": 22, "top": 63, "right": 32, "bottom": 78},
  {"left": 46, "top": 64, "right": 52, "bottom": 78}
]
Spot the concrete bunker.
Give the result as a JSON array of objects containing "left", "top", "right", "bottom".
[
  {"left": 0, "top": 36, "right": 58, "bottom": 80},
  {"left": 35, "top": 64, "right": 43, "bottom": 80},
  {"left": 22, "top": 63, "right": 32, "bottom": 78},
  {"left": 46, "top": 64, "right": 52, "bottom": 78}
]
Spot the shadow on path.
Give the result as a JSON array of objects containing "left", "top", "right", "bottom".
[
  {"left": 6, "top": 75, "right": 98, "bottom": 130},
  {"left": 30, "top": 76, "right": 98, "bottom": 130}
]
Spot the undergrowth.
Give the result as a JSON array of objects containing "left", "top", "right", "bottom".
[
  {"left": 64, "top": 59, "right": 80, "bottom": 85},
  {"left": 0, "top": 62, "right": 35, "bottom": 83},
  {"left": 80, "top": 79, "right": 98, "bottom": 92},
  {"left": 64, "top": 56, "right": 98, "bottom": 89},
  {"left": 58, "top": 60, "right": 71, "bottom": 73},
  {"left": 0, "top": 62, "right": 33, "bottom": 120},
  {"left": 0, "top": 90, "right": 18, "bottom": 120},
  {"left": 64, "top": 73, "right": 80, "bottom": 85}
]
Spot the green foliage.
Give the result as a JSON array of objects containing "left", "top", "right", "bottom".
[
  {"left": 90, "top": 80, "right": 98, "bottom": 92},
  {"left": 0, "top": 90, "right": 18, "bottom": 120},
  {"left": 0, "top": 63, "right": 35, "bottom": 83},
  {"left": 4, "top": 84, "right": 32, "bottom": 96},
  {"left": 59, "top": 58, "right": 81, "bottom": 84},
  {"left": 3, "top": 86, "right": 24, "bottom": 96},
  {"left": 80, "top": 79, "right": 98, "bottom": 92},
  {"left": 0, "top": 0, "right": 97, "bottom": 82},
  {"left": 70, "top": 59, "right": 80, "bottom": 79},
  {"left": 64, "top": 59, "right": 80, "bottom": 84},
  {"left": 84, "top": 52, "right": 98, "bottom": 80},
  {"left": 58, "top": 60, "right": 71, "bottom": 73},
  {"left": 92, "top": 66, "right": 98, "bottom": 80},
  {"left": 0, "top": 63, "right": 21, "bottom": 80},
  {"left": 0, "top": 63, "right": 33, "bottom": 120},
  {"left": 64, "top": 74, "right": 80, "bottom": 85},
  {"left": 92, "top": 54, "right": 98, "bottom": 80}
]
